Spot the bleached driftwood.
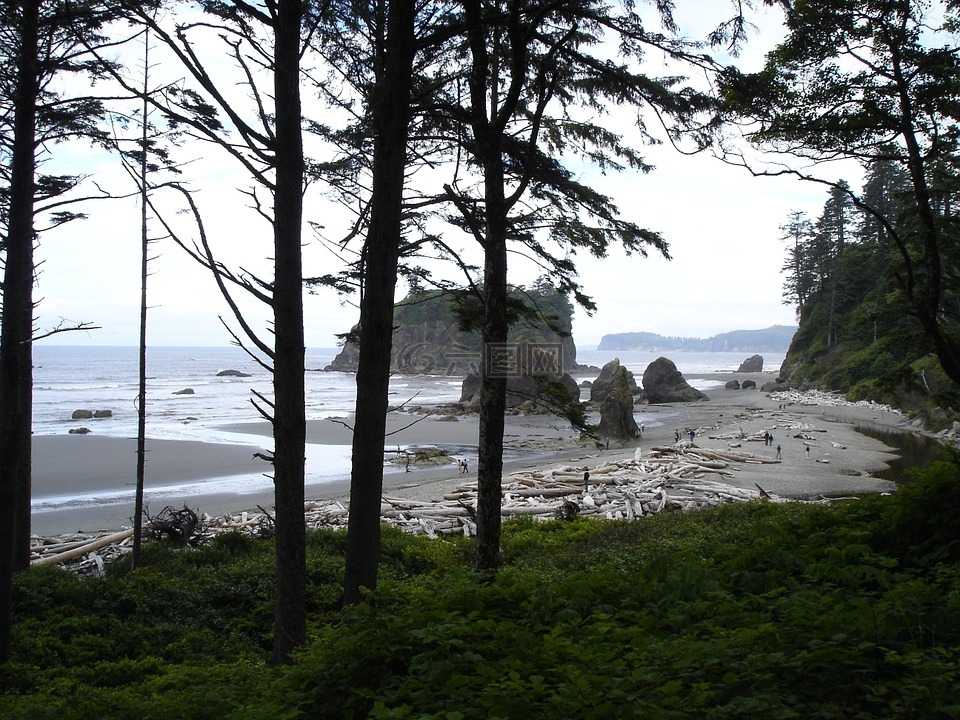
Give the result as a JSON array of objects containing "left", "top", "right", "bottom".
[
  {"left": 32, "top": 528, "right": 134, "bottom": 567},
  {"left": 32, "top": 446, "right": 813, "bottom": 574}
]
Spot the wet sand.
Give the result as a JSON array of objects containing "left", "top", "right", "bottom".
[{"left": 30, "top": 371, "right": 912, "bottom": 537}]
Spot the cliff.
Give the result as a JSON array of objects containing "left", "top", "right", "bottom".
[{"left": 326, "top": 286, "right": 579, "bottom": 375}]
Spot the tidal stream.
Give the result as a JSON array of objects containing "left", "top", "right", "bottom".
[{"left": 856, "top": 423, "right": 951, "bottom": 482}]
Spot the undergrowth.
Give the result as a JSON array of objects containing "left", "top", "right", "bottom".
[{"left": 3, "top": 462, "right": 960, "bottom": 719}]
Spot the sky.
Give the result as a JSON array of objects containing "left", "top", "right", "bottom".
[{"left": 30, "top": 2, "right": 842, "bottom": 351}]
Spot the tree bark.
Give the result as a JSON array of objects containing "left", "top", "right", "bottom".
[
  {"left": 342, "top": 0, "right": 416, "bottom": 605},
  {"left": 0, "top": 0, "right": 40, "bottom": 664},
  {"left": 271, "top": 0, "right": 307, "bottom": 664}
]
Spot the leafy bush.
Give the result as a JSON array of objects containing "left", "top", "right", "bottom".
[{"left": 5, "top": 464, "right": 960, "bottom": 718}]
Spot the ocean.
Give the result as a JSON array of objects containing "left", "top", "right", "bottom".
[{"left": 32, "top": 345, "right": 786, "bottom": 443}]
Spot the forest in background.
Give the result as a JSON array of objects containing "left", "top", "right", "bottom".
[
  {"left": 598, "top": 325, "right": 796, "bottom": 353},
  {"left": 775, "top": 160, "right": 960, "bottom": 426}
]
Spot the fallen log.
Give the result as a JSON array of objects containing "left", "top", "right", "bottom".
[{"left": 32, "top": 528, "right": 135, "bottom": 567}]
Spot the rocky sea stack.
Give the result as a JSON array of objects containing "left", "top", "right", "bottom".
[{"left": 641, "top": 357, "right": 707, "bottom": 403}]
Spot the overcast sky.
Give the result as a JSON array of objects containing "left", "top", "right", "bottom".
[{"left": 31, "top": 2, "right": 837, "bottom": 351}]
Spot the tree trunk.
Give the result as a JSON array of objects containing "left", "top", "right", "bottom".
[
  {"left": 889, "top": 36, "right": 960, "bottom": 385},
  {"left": 474, "top": 210, "right": 509, "bottom": 571},
  {"left": 0, "top": 0, "right": 40, "bottom": 664},
  {"left": 271, "top": 0, "right": 307, "bottom": 664},
  {"left": 473, "top": 124, "right": 509, "bottom": 570},
  {"left": 343, "top": 0, "right": 416, "bottom": 605}
]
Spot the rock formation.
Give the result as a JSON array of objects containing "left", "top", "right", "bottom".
[
  {"left": 591, "top": 359, "right": 640, "bottom": 439},
  {"left": 725, "top": 379, "right": 741, "bottom": 390},
  {"left": 459, "top": 370, "right": 580, "bottom": 415},
  {"left": 736, "top": 354, "right": 764, "bottom": 372},
  {"left": 325, "top": 287, "right": 580, "bottom": 375},
  {"left": 217, "top": 369, "right": 252, "bottom": 377},
  {"left": 641, "top": 357, "right": 707, "bottom": 403},
  {"left": 589, "top": 358, "right": 639, "bottom": 402}
]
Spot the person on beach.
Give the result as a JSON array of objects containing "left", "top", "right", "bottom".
[
  {"left": 583, "top": 470, "right": 590, "bottom": 491},
  {"left": 804, "top": 445, "right": 810, "bottom": 459},
  {"left": 674, "top": 429, "right": 680, "bottom": 444},
  {"left": 462, "top": 458, "right": 469, "bottom": 473},
  {"left": 776, "top": 444, "right": 782, "bottom": 460},
  {"left": 689, "top": 429, "right": 695, "bottom": 443}
]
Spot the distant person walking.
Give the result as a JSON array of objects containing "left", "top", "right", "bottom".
[
  {"left": 776, "top": 444, "right": 782, "bottom": 460},
  {"left": 674, "top": 429, "right": 680, "bottom": 444}
]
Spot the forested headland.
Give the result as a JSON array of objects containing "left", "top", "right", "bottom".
[{"left": 598, "top": 325, "right": 796, "bottom": 353}]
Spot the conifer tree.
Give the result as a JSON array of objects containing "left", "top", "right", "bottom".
[
  {"left": 721, "top": 0, "right": 960, "bottom": 383},
  {"left": 0, "top": 0, "right": 113, "bottom": 663}
]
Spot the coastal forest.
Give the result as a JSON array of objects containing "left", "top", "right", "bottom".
[
  {"left": 773, "top": 164, "right": 960, "bottom": 424},
  {"left": 3, "top": 1, "right": 960, "bottom": 716}
]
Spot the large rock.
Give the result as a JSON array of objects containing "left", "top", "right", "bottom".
[
  {"left": 589, "top": 358, "right": 638, "bottom": 403},
  {"left": 736, "top": 354, "right": 764, "bottom": 372},
  {"left": 642, "top": 357, "right": 707, "bottom": 403},
  {"left": 591, "top": 359, "right": 639, "bottom": 439},
  {"left": 459, "top": 371, "right": 580, "bottom": 414}
]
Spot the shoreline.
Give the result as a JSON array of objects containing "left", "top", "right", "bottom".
[{"left": 30, "top": 370, "right": 914, "bottom": 539}]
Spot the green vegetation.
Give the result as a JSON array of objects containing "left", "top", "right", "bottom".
[
  {"left": 776, "top": 167, "right": 960, "bottom": 425},
  {"left": 395, "top": 279, "right": 576, "bottom": 351},
  {"left": 4, "top": 461, "right": 960, "bottom": 718}
]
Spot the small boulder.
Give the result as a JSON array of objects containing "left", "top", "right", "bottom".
[
  {"left": 68, "top": 427, "right": 91, "bottom": 435},
  {"left": 71, "top": 409, "right": 93, "bottom": 420},
  {"left": 642, "top": 357, "right": 707, "bottom": 403},
  {"left": 725, "top": 380, "right": 741, "bottom": 390},
  {"left": 93, "top": 409, "right": 113, "bottom": 418},
  {"left": 736, "top": 354, "right": 764, "bottom": 372},
  {"left": 173, "top": 388, "right": 195, "bottom": 395},
  {"left": 741, "top": 380, "right": 757, "bottom": 390},
  {"left": 217, "top": 369, "right": 252, "bottom": 378}
]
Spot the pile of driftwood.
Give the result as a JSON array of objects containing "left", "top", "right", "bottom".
[
  {"left": 31, "top": 445, "right": 787, "bottom": 573},
  {"left": 771, "top": 388, "right": 902, "bottom": 415},
  {"left": 296, "top": 444, "right": 783, "bottom": 539}
]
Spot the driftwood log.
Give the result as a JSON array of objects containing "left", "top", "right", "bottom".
[{"left": 30, "top": 445, "right": 819, "bottom": 575}]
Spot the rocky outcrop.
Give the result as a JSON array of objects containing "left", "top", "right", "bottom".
[
  {"left": 459, "top": 371, "right": 580, "bottom": 414},
  {"left": 589, "top": 358, "right": 638, "bottom": 403},
  {"left": 326, "top": 287, "right": 580, "bottom": 375},
  {"left": 591, "top": 359, "right": 640, "bottom": 439},
  {"left": 641, "top": 357, "right": 707, "bottom": 403},
  {"left": 217, "top": 369, "right": 252, "bottom": 378},
  {"left": 736, "top": 354, "right": 764, "bottom": 372},
  {"left": 72, "top": 409, "right": 93, "bottom": 420},
  {"left": 725, "top": 380, "right": 741, "bottom": 390},
  {"left": 173, "top": 388, "right": 195, "bottom": 395}
]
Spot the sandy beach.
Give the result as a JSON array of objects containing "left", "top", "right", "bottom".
[{"left": 31, "top": 370, "right": 914, "bottom": 537}]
